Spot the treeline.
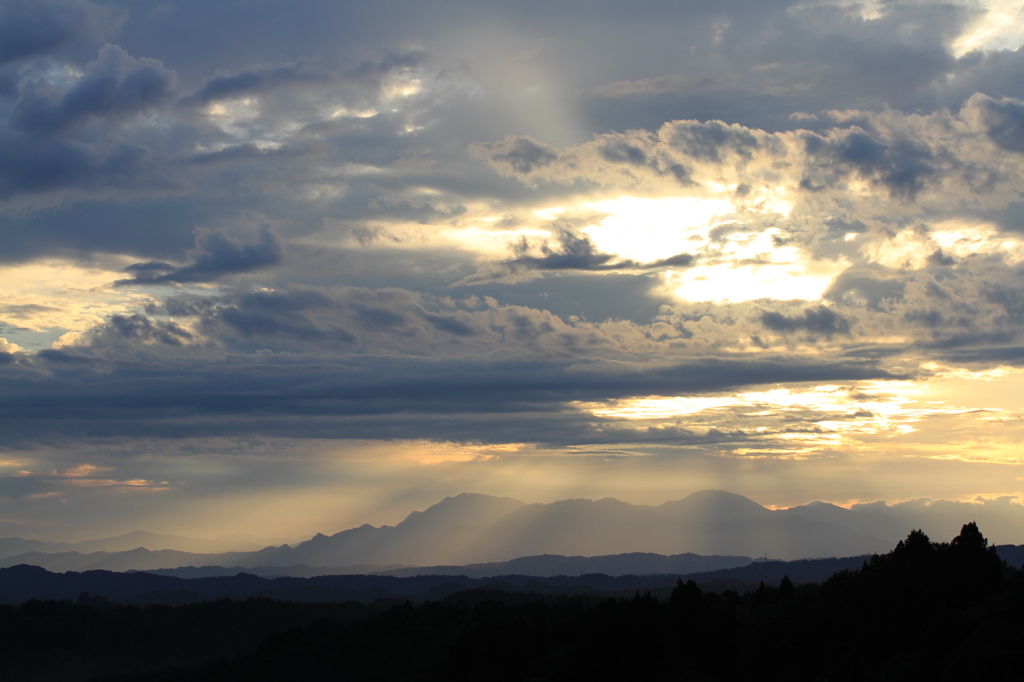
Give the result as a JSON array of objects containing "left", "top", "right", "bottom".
[
  {"left": 0, "top": 597, "right": 382, "bottom": 681},
  {"left": 3, "top": 523, "right": 1021, "bottom": 681}
]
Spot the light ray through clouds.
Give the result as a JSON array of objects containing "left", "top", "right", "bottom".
[{"left": 3, "top": 0, "right": 1024, "bottom": 540}]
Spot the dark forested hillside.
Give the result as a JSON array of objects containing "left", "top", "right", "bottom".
[{"left": 2, "top": 523, "right": 1021, "bottom": 682}]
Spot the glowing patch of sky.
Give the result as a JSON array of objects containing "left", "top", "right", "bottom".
[
  {"left": 0, "top": 259, "right": 150, "bottom": 350},
  {"left": 574, "top": 373, "right": 1024, "bottom": 459},
  {"left": 578, "top": 196, "right": 733, "bottom": 263},
  {"left": 529, "top": 195, "right": 845, "bottom": 302},
  {"left": 929, "top": 222, "right": 1024, "bottom": 265},
  {"left": 952, "top": 0, "right": 1024, "bottom": 56},
  {"left": 666, "top": 227, "right": 847, "bottom": 302}
]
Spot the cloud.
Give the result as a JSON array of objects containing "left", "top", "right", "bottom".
[
  {"left": 93, "top": 314, "right": 195, "bottom": 347},
  {"left": 475, "top": 98, "right": 1024, "bottom": 213},
  {"left": 471, "top": 136, "right": 559, "bottom": 177},
  {"left": 0, "top": 0, "right": 109, "bottom": 66},
  {"left": 1, "top": 332, "right": 894, "bottom": 446},
  {"left": 970, "top": 94, "right": 1024, "bottom": 154},
  {"left": 507, "top": 230, "right": 632, "bottom": 272},
  {"left": 186, "top": 64, "right": 327, "bottom": 104},
  {"left": 761, "top": 305, "right": 851, "bottom": 338},
  {"left": 118, "top": 227, "right": 284, "bottom": 285},
  {"left": 4, "top": 0, "right": 1024, "bottom": 516},
  {"left": 10, "top": 44, "right": 177, "bottom": 135}
]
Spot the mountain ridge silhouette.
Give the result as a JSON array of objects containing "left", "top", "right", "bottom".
[{"left": 4, "top": 489, "right": 1023, "bottom": 573}]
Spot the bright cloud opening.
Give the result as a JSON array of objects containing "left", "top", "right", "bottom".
[
  {"left": 575, "top": 379, "right": 989, "bottom": 452},
  {"left": 579, "top": 196, "right": 734, "bottom": 263},
  {"left": 952, "top": 0, "right": 1024, "bottom": 56},
  {"left": 666, "top": 228, "right": 848, "bottom": 303}
]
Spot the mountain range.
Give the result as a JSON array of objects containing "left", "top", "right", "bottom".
[{"left": 3, "top": 490, "right": 1022, "bottom": 573}]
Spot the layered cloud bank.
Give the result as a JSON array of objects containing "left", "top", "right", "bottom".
[{"left": 2, "top": 0, "right": 1024, "bottom": 539}]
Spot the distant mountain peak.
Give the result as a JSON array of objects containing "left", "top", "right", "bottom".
[
  {"left": 657, "top": 490, "right": 770, "bottom": 519},
  {"left": 397, "top": 493, "right": 526, "bottom": 526}
]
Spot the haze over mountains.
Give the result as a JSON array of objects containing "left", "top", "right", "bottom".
[
  {"left": 4, "top": 490, "right": 1024, "bottom": 574},
  {"left": 0, "top": 531, "right": 283, "bottom": 562}
]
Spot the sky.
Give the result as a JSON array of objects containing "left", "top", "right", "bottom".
[{"left": 3, "top": 0, "right": 1024, "bottom": 543}]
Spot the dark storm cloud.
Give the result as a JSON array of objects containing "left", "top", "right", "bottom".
[
  {"left": 0, "top": 338, "right": 893, "bottom": 446},
  {"left": 119, "top": 227, "right": 284, "bottom": 285},
  {"left": 0, "top": 0, "right": 109, "bottom": 66},
  {"left": 36, "top": 348, "right": 93, "bottom": 365},
  {"left": 0, "top": 129, "right": 154, "bottom": 198},
  {"left": 761, "top": 305, "right": 851, "bottom": 338},
  {"left": 142, "top": 288, "right": 482, "bottom": 352},
  {"left": 10, "top": 44, "right": 177, "bottom": 135},
  {"left": 0, "top": 269, "right": 917, "bottom": 447},
  {"left": 213, "top": 289, "right": 355, "bottom": 345}
]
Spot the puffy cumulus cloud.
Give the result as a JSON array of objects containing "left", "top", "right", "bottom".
[
  {"left": 471, "top": 98, "right": 1024, "bottom": 312},
  {"left": 0, "top": 42, "right": 181, "bottom": 206},
  {"left": 10, "top": 44, "right": 177, "bottom": 135},
  {"left": 474, "top": 98, "right": 1024, "bottom": 209},
  {"left": 0, "top": 336, "right": 23, "bottom": 365}
]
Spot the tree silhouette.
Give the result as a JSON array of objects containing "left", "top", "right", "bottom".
[{"left": 777, "top": 575, "right": 794, "bottom": 601}]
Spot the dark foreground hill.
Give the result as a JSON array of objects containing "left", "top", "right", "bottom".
[
  {"left": 1, "top": 523, "right": 1020, "bottom": 682},
  {"left": 0, "top": 553, "right": 869, "bottom": 606}
]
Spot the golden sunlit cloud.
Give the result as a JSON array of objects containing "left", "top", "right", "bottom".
[
  {"left": 575, "top": 379, "right": 999, "bottom": 455},
  {"left": 929, "top": 222, "right": 1024, "bottom": 265},
  {"left": 0, "top": 337, "right": 23, "bottom": 353}
]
